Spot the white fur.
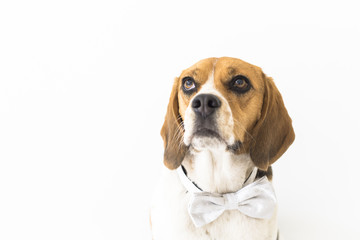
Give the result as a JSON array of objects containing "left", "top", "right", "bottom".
[
  {"left": 151, "top": 68, "right": 279, "bottom": 240},
  {"left": 150, "top": 150, "right": 278, "bottom": 240},
  {"left": 183, "top": 66, "right": 235, "bottom": 147}
]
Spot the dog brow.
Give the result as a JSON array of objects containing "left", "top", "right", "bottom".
[
  {"left": 227, "top": 67, "right": 236, "bottom": 76},
  {"left": 190, "top": 69, "right": 198, "bottom": 76}
]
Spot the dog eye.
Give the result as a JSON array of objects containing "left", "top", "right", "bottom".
[
  {"left": 182, "top": 77, "right": 196, "bottom": 92},
  {"left": 230, "top": 75, "right": 251, "bottom": 93},
  {"left": 234, "top": 78, "right": 246, "bottom": 88}
]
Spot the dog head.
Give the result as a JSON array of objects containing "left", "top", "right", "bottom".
[{"left": 161, "top": 57, "right": 295, "bottom": 171}]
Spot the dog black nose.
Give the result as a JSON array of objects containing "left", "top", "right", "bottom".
[{"left": 191, "top": 94, "right": 221, "bottom": 118}]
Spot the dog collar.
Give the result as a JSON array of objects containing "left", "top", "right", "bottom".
[
  {"left": 177, "top": 165, "right": 259, "bottom": 193},
  {"left": 176, "top": 165, "right": 277, "bottom": 227}
]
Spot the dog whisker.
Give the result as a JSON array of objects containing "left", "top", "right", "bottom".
[{"left": 232, "top": 118, "right": 255, "bottom": 141}]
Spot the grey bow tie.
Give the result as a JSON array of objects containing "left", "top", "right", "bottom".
[{"left": 177, "top": 166, "right": 277, "bottom": 227}]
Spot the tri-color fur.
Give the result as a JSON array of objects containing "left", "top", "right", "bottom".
[{"left": 151, "top": 57, "right": 294, "bottom": 240}]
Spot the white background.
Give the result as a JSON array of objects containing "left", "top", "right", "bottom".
[{"left": 1, "top": 0, "right": 360, "bottom": 239}]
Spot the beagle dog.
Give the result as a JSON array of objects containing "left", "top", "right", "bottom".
[{"left": 150, "top": 57, "right": 295, "bottom": 240}]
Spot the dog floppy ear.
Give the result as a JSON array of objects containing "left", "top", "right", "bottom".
[
  {"left": 160, "top": 78, "right": 187, "bottom": 170},
  {"left": 249, "top": 73, "right": 295, "bottom": 171}
]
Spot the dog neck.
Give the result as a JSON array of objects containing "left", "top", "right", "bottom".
[{"left": 182, "top": 139, "right": 255, "bottom": 194}]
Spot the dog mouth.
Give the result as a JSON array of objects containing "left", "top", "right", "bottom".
[
  {"left": 190, "top": 128, "right": 242, "bottom": 152},
  {"left": 226, "top": 140, "right": 242, "bottom": 152},
  {"left": 193, "top": 128, "right": 222, "bottom": 139}
]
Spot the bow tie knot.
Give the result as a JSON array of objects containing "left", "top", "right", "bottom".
[{"left": 223, "top": 193, "right": 239, "bottom": 210}]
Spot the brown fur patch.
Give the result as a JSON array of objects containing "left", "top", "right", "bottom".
[
  {"left": 160, "top": 78, "right": 187, "bottom": 169},
  {"left": 161, "top": 57, "right": 295, "bottom": 170}
]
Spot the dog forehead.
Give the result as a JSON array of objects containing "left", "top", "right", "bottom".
[
  {"left": 179, "top": 58, "right": 217, "bottom": 84},
  {"left": 214, "top": 57, "right": 263, "bottom": 88},
  {"left": 179, "top": 57, "right": 263, "bottom": 88}
]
